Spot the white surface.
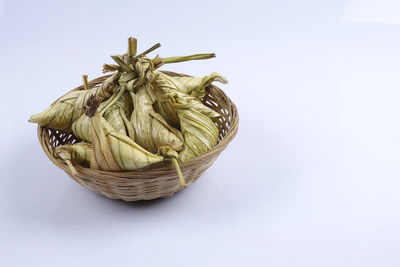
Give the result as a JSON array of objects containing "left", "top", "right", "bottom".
[{"left": 1, "top": 0, "right": 400, "bottom": 266}]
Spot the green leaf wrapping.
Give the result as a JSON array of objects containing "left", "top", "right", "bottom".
[
  {"left": 55, "top": 142, "right": 93, "bottom": 167},
  {"left": 28, "top": 90, "right": 80, "bottom": 132},
  {"left": 88, "top": 109, "right": 164, "bottom": 171},
  {"left": 72, "top": 89, "right": 131, "bottom": 142},
  {"left": 102, "top": 91, "right": 133, "bottom": 135},
  {"left": 72, "top": 73, "right": 120, "bottom": 121},
  {"left": 29, "top": 73, "right": 119, "bottom": 132},
  {"left": 156, "top": 71, "right": 228, "bottom": 98},
  {"left": 168, "top": 93, "right": 219, "bottom": 163},
  {"left": 130, "top": 86, "right": 183, "bottom": 153},
  {"left": 151, "top": 74, "right": 222, "bottom": 128}
]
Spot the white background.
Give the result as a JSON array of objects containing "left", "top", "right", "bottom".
[{"left": 1, "top": 0, "right": 400, "bottom": 266}]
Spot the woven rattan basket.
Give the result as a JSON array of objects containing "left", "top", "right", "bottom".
[{"left": 37, "top": 71, "right": 238, "bottom": 201}]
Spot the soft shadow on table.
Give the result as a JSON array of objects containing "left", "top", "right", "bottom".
[
  {"left": 6, "top": 140, "right": 221, "bottom": 230},
  {"left": 7, "top": 124, "right": 283, "bottom": 231},
  {"left": 45, "top": 183, "right": 194, "bottom": 230}
]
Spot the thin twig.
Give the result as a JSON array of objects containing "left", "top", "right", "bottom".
[
  {"left": 129, "top": 37, "right": 137, "bottom": 56},
  {"left": 66, "top": 160, "right": 78, "bottom": 176},
  {"left": 128, "top": 37, "right": 133, "bottom": 56},
  {"left": 137, "top": 43, "right": 161, "bottom": 57},
  {"left": 103, "top": 63, "right": 120, "bottom": 73},
  {"left": 111, "top": 55, "right": 133, "bottom": 72},
  {"left": 153, "top": 54, "right": 165, "bottom": 69},
  {"left": 162, "top": 53, "right": 216, "bottom": 64},
  {"left": 172, "top": 158, "right": 186, "bottom": 188},
  {"left": 82, "top": 75, "right": 89, "bottom": 90}
]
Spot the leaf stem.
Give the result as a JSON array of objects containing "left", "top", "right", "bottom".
[
  {"left": 128, "top": 37, "right": 137, "bottom": 56},
  {"left": 66, "top": 160, "right": 78, "bottom": 176},
  {"left": 138, "top": 43, "right": 161, "bottom": 57},
  {"left": 172, "top": 158, "right": 186, "bottom": 188},
  {"left": 162, "top": 53, "right": 215, "bottom": 64},
  {"left": 82, "top": 75, "right": 89, "bottom": 90},
  {"left": 111, "top": 55, "right": 133, "bottom": 72}
]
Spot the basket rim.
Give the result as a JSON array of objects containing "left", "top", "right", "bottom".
[{"left": 37, "top": 71, "right": 239, "bottom": 179}]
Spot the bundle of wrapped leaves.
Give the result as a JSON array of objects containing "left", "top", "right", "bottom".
[{"left": 29, "top": 38, "right": 228, "bottom": 188}]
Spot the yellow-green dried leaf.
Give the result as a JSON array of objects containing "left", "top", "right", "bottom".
[
  {"left": 73, "top": 73, "right": 120, "bottom": 121},
  {"left": 130, "top": 86, "right": 183, "bottom": 153},
  {"left": 29, "top": 73, "right": 119, "bottom": 132},
  {"left": 55, "top": 142, "right": 93, "bottom": 167},
  {"left": 102, "top": 91, "right": 133, "bottom": 135},
  {"left": 86, "top": 97, "right": 163, "bottom": 171},
  {"left": 72, "top": 88, "right": 130, "bottom": 142},
  {"left": 158, "top": 146, "right": 186, "bottom": 188},
  {"left": 156, "top": 71, "right": 227, "bottom": 98},
  {"left": 168, "top": 94, "right": 219, "bottom": 163},
  {"left": 151, "top": 76, "right": 222, "bottom": 127},
  {"left": 28, "top": 90, "right": 81, "bottom": 132}
]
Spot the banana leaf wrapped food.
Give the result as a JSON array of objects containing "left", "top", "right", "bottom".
[
  {"left": 130, "top": 85, "right": 183, "bottom": 153},
  {"left": 102, "top": 91, "right": 133, "bottom": 136},
  {"left": 29, "top": 39, "right": 227, "bottom": 189},
  {"left": 71, "top": 86, "right": 133, "bottom": 142},
  {"left": 84, "top": 95, "right": 163, "bottom": 171},
  {"left": 168, "top": 92, "right": 219, "bottom": 163},
  {"left": 156, "top": 71, "right": 227, "bottom": 99},
  {"left": 28, "top": 73, "right": 120, "bottom": 132},
  {"left": 151, "top": 74, "right": 224, "bottom": 128},
  {"left": 55, "top": 142, "right": 93, "bottom": 176},
  {"left": 28, "top": 90, "right": 81, "bottom": 132},
  {"left": 72, "top": 73, "right": 120, "bottom": 121}
]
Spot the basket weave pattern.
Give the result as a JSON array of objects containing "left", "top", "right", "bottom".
[{"left": 38, "top": 71, "right": 239, "bottom": 201}]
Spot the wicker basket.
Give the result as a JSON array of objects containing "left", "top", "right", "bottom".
[{"left": 37, "top": 71, "right": 239, "bottom": 201}]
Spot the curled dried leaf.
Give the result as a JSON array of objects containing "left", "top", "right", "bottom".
[
  {"left": 86, "top": 97, "right": 163, "bottom": 171},
  {"left": 28, "top": 90, "right": 81, "bottom": 132},
  {"left": 168, "top": 93, "right": 219, "bottom": 163},
  {"left": 130, "top": 85, "right": 183, "bottom": 153}
]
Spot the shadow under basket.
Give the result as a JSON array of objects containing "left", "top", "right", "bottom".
[{"left": 37, "top": 71, "right": 239, "bottom": 201}]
